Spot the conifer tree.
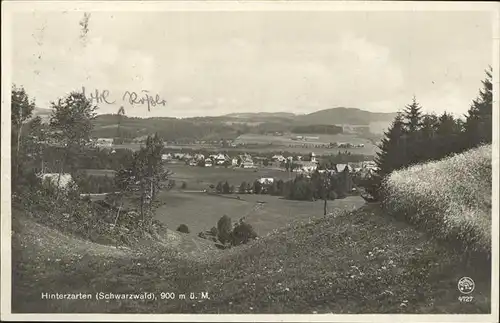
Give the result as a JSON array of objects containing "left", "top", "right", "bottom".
[
  {"left": 464, "top": 66, "right": 493, "bottom": 148},
  {"left": 434, "top": 112, "right": 463, "bottom": 159},
  {"left": 375, "top": 113, "right": 406, "bottom": 177},
  {"left": 402, "top": 96, "right": 424, "bottom": 164},
  {"left": 420, "top": 113, "right": 439, "bottom": 142},
  {"left": 403, "top": 96, "right": 424, "bottom": 134}
]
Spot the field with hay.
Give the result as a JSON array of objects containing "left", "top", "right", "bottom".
[{"left": 382, "top": 145, "right": 492, "bottom": 255}]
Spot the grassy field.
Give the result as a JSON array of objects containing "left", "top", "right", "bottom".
[
  {"left": 157, "top": 163, "right": 365, "bottom": 236},
  {"left": 12, "top": 203, "right": 491, "bottom": 314},
  {"left": 113, "top": 132, "right": 379, "bottom": 156},
  {"left": 167, "top": 163, "right": 293, "bottom": 191},
  {"left": 154, "top": 191, "right": 365, "bottom": 236},
  {"left": 383, "top": 145, "right": 492, "bottom": 254},
  {"left": 234, "top": 133, "right": 378, "bottom": 155}
]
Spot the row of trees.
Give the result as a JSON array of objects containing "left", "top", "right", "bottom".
[
  {"left": 368, "top": 67, "right": 493, "bottom": 199},
  {"left": 212, "top": 167, "right": 354, "bottom": 214}
]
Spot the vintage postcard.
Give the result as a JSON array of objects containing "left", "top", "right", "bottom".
[{"left": 1, "top": 1, "right": 499, "bottom": 322}]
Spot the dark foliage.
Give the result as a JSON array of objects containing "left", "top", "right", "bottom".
[
  {"left": 231, "top": 222, "right": 258, "bottom": 246},
  {"left": 177, "top": 224, "right": 190, "bottom": 234},
  {"left": 291, "top": 124, "right": 343, "bottom": 135}
]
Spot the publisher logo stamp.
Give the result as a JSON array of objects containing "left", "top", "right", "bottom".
[{"left": 458, "top": 277, "right": 475, "bottom": 295}]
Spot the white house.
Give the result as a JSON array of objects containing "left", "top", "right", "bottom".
[
  {"left": 335, "top": 164, "right": 354, "bottom": 173},
  {"left": 204, "top": 158, "right": 213, "bottom": 167},
  {"left": 293, "top": 161, "right": 318, "bottom": 173},
  {"left": 238, "top": 154, "right": 255, "bottom": 168},
  {"left": 96, "top": 138, "right": 113, "bottom": 148},
  {"left": 161, "top": 153, "right": 172, "bottom": 161},
  {"left": 258, "top": 177, "right": 274, "bottom": 185},
  {"left": 214, "top": 153, "right": 229, "bottom": 165},
  {"left": 241, "top": 160, "right": 255, "bottom": 168},
  {"left": 38, "top": 173, "right": 75, "bottom": 190},
  {"left": 310, "top": 152, "right": 317, "bottom": 164},
  {"left": 272, "top": 155, "right": 286, "bottom": 163}
]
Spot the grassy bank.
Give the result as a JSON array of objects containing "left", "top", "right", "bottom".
[
  {"left": 382, "top": 145, "right": 492, "bottom": 255},
  {"left": 12, "top": 203, "right": 490, "bottom": 314}
]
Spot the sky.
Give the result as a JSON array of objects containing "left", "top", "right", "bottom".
[{"left": 11, "top": 10, "right": 493, "bottom": 118}]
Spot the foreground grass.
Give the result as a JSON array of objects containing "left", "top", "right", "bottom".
[
  {"left": 383, "top": 145, "right": 491, "bottom": 254},
  {"left": 12, "top": 203, "right": 490, "bottom": 314}
]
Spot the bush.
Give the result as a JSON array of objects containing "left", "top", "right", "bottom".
[
  {"left": 382, "top": 145, "right": 491, "bottom": 255},
  {"left": 210, "top": 226, "right": 218, "bottom": 237},
  {"left": 231, "top": 221, "right": 258, "bottom": 246},
  {"left": 181, "top": 181, "right": 187, "bottom": 189},
  {"left": 217, "top": 215, "right": 232, "bottom": 244},
  {"left": 177, "top": 224, "right": 190, "bottom": 234}
]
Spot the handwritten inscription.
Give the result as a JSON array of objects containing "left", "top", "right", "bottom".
[{"left": 82, "top": 87, "right": 167, "bottom": 111}]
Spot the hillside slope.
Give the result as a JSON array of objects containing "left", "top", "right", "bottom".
[
  {"left": 383, "top": 144, "right": 492, "bottom": 254},
  {"left": 12, "top": 204, "right": 490, "bottom": 314}
]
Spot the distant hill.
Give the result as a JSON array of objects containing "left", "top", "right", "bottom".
[
  {"left": 224, "top": 112, "right": 296, "bottom": 119},
  {"left": 34, "top": 107, "right": 396, "bottom": 140},
  {"left": 295, "top": 107, "right": 397, "bottom": 125},
  {"left": 221, "top": 108, "right": 396, "bottom": 126}
]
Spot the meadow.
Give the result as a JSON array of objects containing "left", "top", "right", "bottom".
[
  {"left": 112, "top": 131, "right": 379, "bottom": 156},
  {"left": 234, "top": 133, "right": 378, "bottom": 155},
  {"left": 166, "top": 163, "right": 293, "bottom": 191},
  {"left": 154, "top": 191, "right": 365, "bottom": 237}
]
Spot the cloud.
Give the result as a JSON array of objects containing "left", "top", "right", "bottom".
[
  {"left": 11, "top": 11, "right": 491, "bottom": 118},
  {"left": 176, "top": 96, "right": 194, "bottom": 104}
]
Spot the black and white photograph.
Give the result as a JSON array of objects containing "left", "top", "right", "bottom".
[{"left": 1, "top": 1, "right": 498, "bottom": 321}]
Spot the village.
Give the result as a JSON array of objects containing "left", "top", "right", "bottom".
[{"left": 92, "top": 137, "right": 378, "bottom": 175}]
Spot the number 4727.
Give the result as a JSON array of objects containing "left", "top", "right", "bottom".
[{"left": 459, "top": 296, "right": 474, "bottom": 303}]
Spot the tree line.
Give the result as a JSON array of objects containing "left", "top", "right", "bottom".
[
  {"left": 365, "top": 67, "right": 493, "bottom": 200},
  {"left": 211, "top": 167, "right": 355, "bottom": 215}
]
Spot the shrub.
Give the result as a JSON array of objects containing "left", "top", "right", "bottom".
[
  {"left": 217, "top": 215, "right": 232, "bottom": 244},
  {"left": 181, "top": 181, "right": 187, "bottom": 189},
  {"left": 238, "top": 181, "right": 247, "bottom": 194},
  {"left": 382, "top": 145, "right": 491, "bottom": 255},
  {"left": 177, "top": 224, "right": 190, "bottom": 234},
  {"left": 209, "top": 226, "right": 218, "bottom": 237},
  {"left": 231, "top": 221, "right": 258, "bottom": 246}
]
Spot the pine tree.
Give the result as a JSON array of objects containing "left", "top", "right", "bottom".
[
  {"left": 375, "top": 113, "right": 406, "bottom": 177},
  {"left": 217, "top": 215, "right": 232, "bottom": 244},
  {"left": 402, "top": 96, "right": 424, "bottom": 164},
  {"left": 420, "top": 113, "right": 439, "bottom": 142},
  {"left": 433, "top": 112, "right": 463, "bottom": 159},
  {"left": 416, "top": 113, "right": 439, "bottom": 161},
  {"left": 223, "top": 181, "right": 231, "bottom": 194},
  {"left": 464, "top": 66, "right": 493, "bottom": 148},
  {"left": 403, "top": 96, "right": 424, "bottom": 134}
]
